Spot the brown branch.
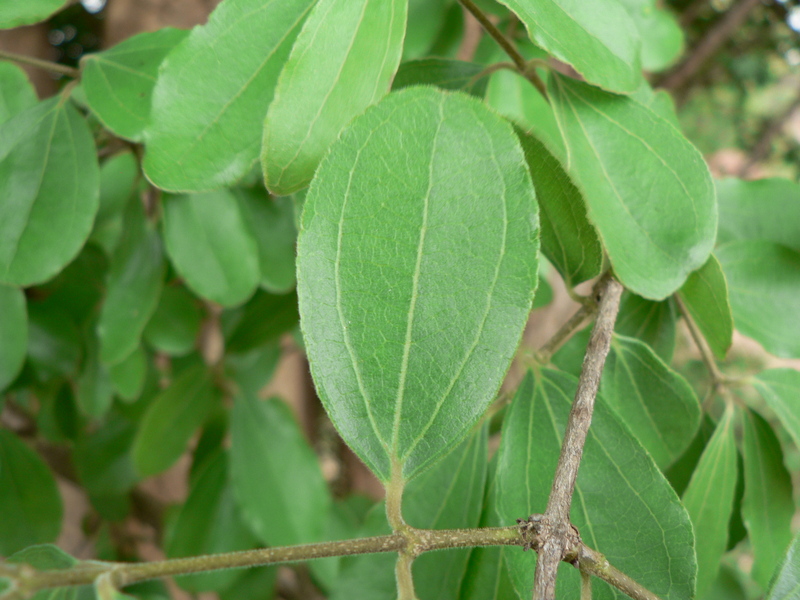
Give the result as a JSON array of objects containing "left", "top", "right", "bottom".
[
  {"left": 0, "top": 49, "right": 80, "bottom": 78},
  {"left": 532, "top": 274, "right": 624, "bottom": 600},
  {"left": 738, "top": 92, "right": 800, "bottom": 177},
  {"left": 658, "top": 0, "right": 762, "bottom": 94}
]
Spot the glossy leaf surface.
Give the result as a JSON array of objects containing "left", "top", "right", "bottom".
[
  {"left": 549, "top": 75, "right": 716, "bottom": 300},
  {"left": 81, "top": 29, "right": 188, "bottom": 141},
  {"left": 162, "top": 191, "right": 260, "bottom": 307},
  {"left": 0, "top": 285, "right": 26, "bottom": 390},
  {"left": 516, "top": 128, "right": 602, "bottom": 286},
  {"left": 495, "top": 370, "right": 696, "bottom": 600},
  {"left": 132, "top": 364, "right": 215, "bottom": 477},
  {"left": 679, "top": 254, "right": 733, "bottom": 359},
  {"left": 742, "top": 409, "right": 794, "bottom": 590},
  {"left": 682, "top": 405, "right": 737, "bottom": 600},
  {"left": 0, "top": 98, "right": 99, "bottom": 286},
  {"left": 143, "top": 0, "right": 315, "bottom": 191},
  {"left": 98, "top": 199, "right": 165, "bottom": 365},
  {"left": 717, "top": 241, "right": 800, "bottom": 358},
  {"left": 262, "top": 0, "right": 406, "bottom": 195},
  {"left": 603, "top": 334, "right": 700, "bottom": 468},
  {"left": 767, "top": 531, "right": 800, "bottom": 600},
  {"left": 0, "top": 0, "right": 69, "bottom": 28},
  {"left": 0, "top": 62, "right": 37, "bottom": 124},
  {"left": 297, "top": 87, "right": 539, "bottom": 481},
  {"left": 753, "top": 369, "right": 800, "bottom": 450},
  {"left": 0, "top": 429, "right": 63, "bottom": 554},
  {"left": 716, "top": 178, "right": 800, "bottom": 251},
  {"left": 230, "top": 395, "right": 330, "bottom": 547},
  {"left": 497, "top": 0, "right": 641, "bottom": 92}
]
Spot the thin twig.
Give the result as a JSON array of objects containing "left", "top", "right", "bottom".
[
  {"left": 533, "top": 274, "right": 624, "bottom": 600},
  {"left": 458, "top": 0, "right": 548, "bottom": 98},
  {"left": 535, "top": 300, "right": 598, "bottom": 364},
  {"left": 674, "top": 294, "right": 725, "bottom": 388},
  {"left": 0, "top": 49, "right": 80, "bottom": 78}
]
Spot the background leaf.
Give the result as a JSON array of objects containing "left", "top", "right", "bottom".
[
  {"left": 682, "top": 405, "right": 737, "bottom": 600},
  {"left": 717, "top": 240, "right": 800, "bottom": 358},
  {"left": 496, "top": 0, "right": 641, "bottom": 92},
  {"left": 767, "top": 531, "right": 800, "bottom": 600},
  {"left": 0, "top": 61, "right": 37, "bottom": 124},
  {"left": 752, "top": 369, "right": 800, "bottom": 450},
  {"left": 81, "top": 28, "right": 188, "bottom": 142},
  {"left": 262, "top": 0, "right": 407, "bottom": 195},
  {"left": 0, "top": 98, "right": 99, "bottom": 286},
  {"left": 0, "top": 429, "right": 63, "bottom": 555},
  {"left": 495, "top": 370, "right": 696, "bottom": 600},
  {"left": 549, "top": 74, "right": 716, "bottom": 300},
  {"left": 678, "top": 255, "right": 733, "bottom": 359},
  {"left": 297, "top": 87, "right": 538, "bottom": 481},
  {"left": 143, "top": 0, "right": 315, "bottom": 191},
  {"left": 393, "top": 58, "right": 488, "bottom": 97},
  {"left": 0, "top": 284, "right": 27, "bottom": 391},
  {"left": 618, "top": 0, "right": 683, "bottom": 71},
  {"left": 0, "top": 0, "right": 69, "bottom": 28},
  {"left": 615, "top": 291, "right": 676, "bottom": 362},
  {"left": 162, "top": 191, "right": 260, "bottom": 307}
]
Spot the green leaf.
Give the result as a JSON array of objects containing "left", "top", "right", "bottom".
[
  {"left": 706, "top": 565, "right": 747, "bottom": 600},
  {"left": 615, "top": 291, "right": 676, "bottom": 362},
  {"left": 495, "top": 370, "right": 696, "bottom": 600},
  {"left": 27, "top": 304, "right": 82, "bottom": 381},
  {"left": 143, "top": 285, "right": 202, "bottom": 356},
  {"left": 393, "top": 58, "right": 488, "bottom": 97},
  {"left": 618, "top": 0, "right": 683, "bottom": 71},
  {"left": 603, "top": 334, "right": 700, "bottom": 468},
  {"left": 330, "top": 427, "right": 487, "bottom": 600},
  {"left": 497, "top": 0, "right": 641, "bottom": 92},
  {"left": 297, "top": 87, "right": 538, "bottom": 481},
  {"left": 741, "top": 409, "right": 794, "bottom": 590},
  {"left": 0, "top": 429, "right": 63, "bottom": 554},
  {"left": 717, "top": 241, "right": 800, "bottom": 358},
  {"left": 218, "top": 567, "right": 277, "bottom": 600},
  {"left": 0, "top": 284, "right": 27, "bottom": 391},
  {"left": 98, "top": 198, "right": 165, "bottom": 365},
  {"left": 75, "top": 332, "right": 114, "bottom": 419},
  {"left": 262, "top": 0, "right": 407, "bottom": 195},
  {"left": 108, "top": 346, "right": 147, "bottom": 401},
  {"left": 767, "top": 531, "right": 800, "bottom": 600},
  {"left": 6, "top": 544, "right": 77, "bottom": 569},
  {"left": 143, "top": 0, "right": 315, "bottom": 191},
  {"left": 548, "top": 75, "right": 717, "bottom": 300},
  {"left": 73, "top": 413, "right": 138, "bottom": 498},
  {"left": 0, "top": 61, "right": 37, "bottom": 124},
  {"left": 679, "top": 254, "right": 733, "bottom": 360},
  {"left": 132, "top": 364, "right": 216, "bottom": 477},
  {"left": 92, "top": 151, "right": 139, "bottom": 253},
  {"left": 515, "top": 128, "right": 602, "bottom": 287},
  {"left": 223, "top": 342, "right": 281, "bottom": 397},
  {"left": 230, "top": 395, "right": 331, "bottom": 547},
  {"left": 752, "top": 369, "right": 800, "bottom": 451},
  {"left": 167, "top": 451, "right": 257, "bottom": 592},
  {"left": 0, "top": 0, "right": 69, "bottom": 28},
  {"left": 162, "top": 191, "right": 260, "bottom": 307},
  {"left": 682, "top": 405, "right": 737, "bottom": 600},
  {"left": 716, "top": 178, "right": 800, "bottom": 252},
  {"left": 0, "top": 98, "right": 100, "bottom": 286},
  {"left": 666, "top": 414, "right": 716, "bottom": 496},
  {"left": 403, "top": 0, "right": 450, "bottom": 60},
  {"left": 224, "top": 290, "right": 299, "bottom": 353},
  {"left": 236, "top": 188, "right": 297, "bottom": 294},
  {"left": 81, "top": 28, "right": 189, "bottom": 142}
]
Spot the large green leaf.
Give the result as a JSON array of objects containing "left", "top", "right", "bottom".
[
  {"left": 143, "top": 0, "right": 315, "bottom": 191},
  {"left": 0, "top": 285, "right": 26, "bottom": 391},
  {"left": 495, "top": 370, "right": 696, "bottom": 600},
  {"left": 0, "top": 98, "right": 99, "bottom": 286},
  {"left": 717, "top": 241, "right": 800, "bottom": 358},
  {"left": 615, "top": 291, "right": 676, "bottom": 362},
  {"left": 682, "top": 405, "right": 737, "bottom": 600},
  {"left": 132, "top": 364, "right": 216, "bottom": 477},
  {"left": 297, "top": 87, "right": 539, "bottom": 482},
  {"left": 716, "top": 178, "right": 800, "bottom": 252},
  {"left": 236, "top": 188, "right": 297, "bottom": 294},
  {"left": 0, "top": 0, "right": 69, "bottom": 28},
  {"left": 0, "top": 61, "right": 37, "bottom": 124},
  {"left": 162, "top": 191, "right": 260, "bottom": 307},
  {"left": 167, "top": 451, "right": 257, "bottom": 592},
  {"left": 262, "top": 0, "right": 407, "bottom": 195},
  {"left": 741, "top": 409, "right": 794, "bottom": 590},
  {"left": 752, "top": 369, "right": 800, "bottom": 450},
  {"left": 515, "top": 128, "right": 601, "bottom": 287},
  {"left": 230, "top": 395, "right": 331, "bottom": 547},
  {"left": 679, "top": 254, "right": 733, "bottom": 360},
  {"left": 603, "top": 334, "right": 700, "bottom": 468},
  {"left": 92, "top": 151, "right": 139, "bottom": 253},
  {"left": 97, "top": 198, "right": 165, "bottom": 365},
  {"left": 81, "top": 28, "right": 188, "bottom": 142},
  {"left": 767, "top": 531, "right": 800, "bottom": 600},
  {"left": 618, "top": 0, "right": 683, "bottom": 71},
  {"left": 496, "top": 0, "right": 641, "bottom": 92},
  {"left": 549, "top": 75, "right": 716, "bottom": 300},
  {"left": 0, "top": 429, "right": 63, "bottom": 554},
  {"left": 330, "top": 427, "right": 487, "bottom": 600}
]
